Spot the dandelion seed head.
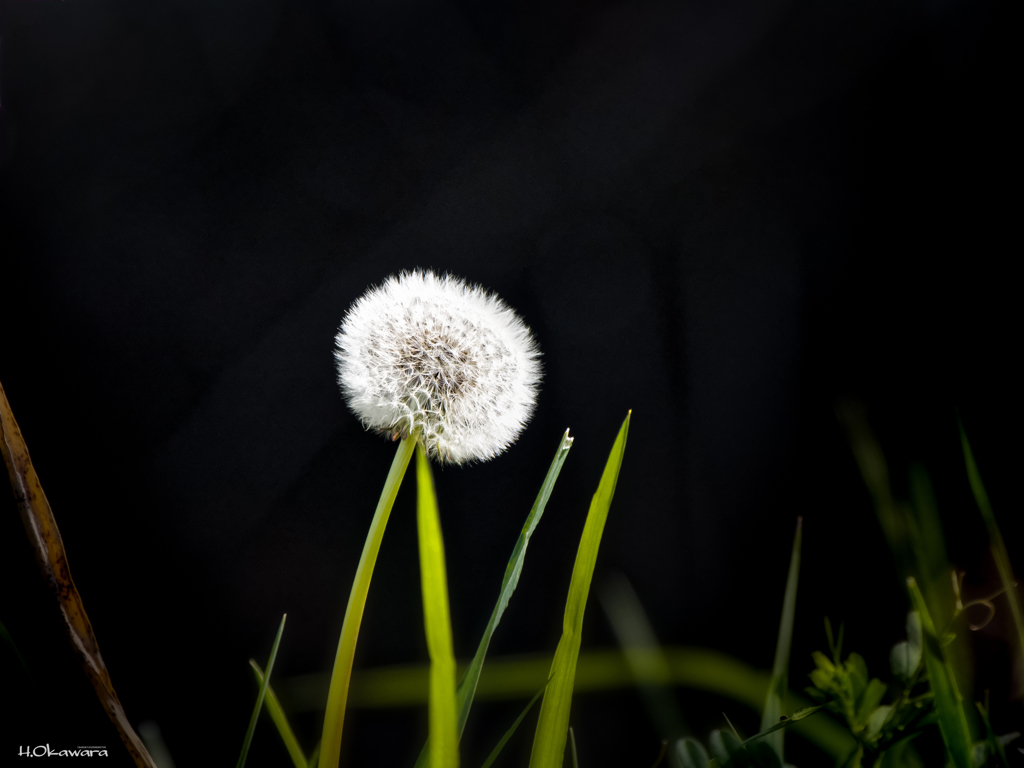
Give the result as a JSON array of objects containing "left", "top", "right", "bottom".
[{"left": 335, "top": 270, "right": 542, "bottom": 464}]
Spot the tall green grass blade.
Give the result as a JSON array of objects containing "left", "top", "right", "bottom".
[
  {"left": 760, "top": 517, "right": 802, "bottom": 763},
  {"left": 250, "top": 660, "right": 308, "bottom": 768},
  {"left": 320, "top": 436, "right": 416, "bottom": 768},
  {"left": 529, "top": 412, "right": 630, "bottom": 768},
  {"left": 237, "top": 614, "right": 287, "bottom": 768},
  {"left": 480, "top": 686, "right": 547, "bottom": 768},
  {"left": 958, "top": 420, "right": 1024, "bottom": 667},
  {"left": 906, "top": 577, "right": 973, "bottom": 768},
  {"left": 415, "top": 430, "right": 573, "bottom": 768},
  {"left": 600, "top": 572, "right": 688, "bottom": 743},
  {"left": 416, "top": 441, "right": 459, "bottom": 768},
  {"left": 307, "top": 743, "right": 320, "bottom": 768},
  {"left": 568, "top": 727, "right": 580, "bottom": 768}
]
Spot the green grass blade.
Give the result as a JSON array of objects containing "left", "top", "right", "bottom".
[
  {"left": 959, "top": 420, "right": 1024, "bottom": 667},
  {"left": 250, "top": 660, "right": 308, "bottom": 768},
  {"left": 906, "top": 577, "right": 973, "bottom": 768},
  {"left": 237, "top": 614, "right": 287, "bottom": 768},
  {"left": 480, "top": 685, "right": 548, "bottom": 768},
  {"left": 760, "top": 517, "right": 803, "bottom": 763},
  {"left": 529, "top": 412, "right": 631, "bottom": 768},
  {"left": 319, "top": 436, "right": 416, "bottom": 768},
  {"left": 415, "top": 430, "right": 573, "bottom": 768},
  {"left": 307, "top": 743, "right": 320, "bottom": 768},
  {"left": 416, "top": 441, "right": 460, "bottom": 768},
  {"left": 568, "top": 727, "right": 580, "bottom": 768},
  {"left": 600, "top": 572, "right": 688, "bottom": 741}
]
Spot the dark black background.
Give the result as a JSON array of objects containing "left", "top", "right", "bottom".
[{"left": 1, "top": 0, "right": 1020, "bottom": 765}]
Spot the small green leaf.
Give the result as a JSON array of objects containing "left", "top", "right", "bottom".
[
  {"left": 865, "top": 705, "right": 892, "bottom": 742},
  {"left": 890, "top": 612, "right": 922, "bottom": 681},
  {"left": 528, "top": 413, "right": 630, "bottom": 768},
  {"left": 855, "top": 679, "right": 887, "bottom": 727},
  {"left": 676, "top": 738, "right": 711, "bottom": 768}
]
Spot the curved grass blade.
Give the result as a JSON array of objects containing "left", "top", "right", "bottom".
[
  {"left": 319, "top": 436, "right": 416, "bottom": 768},
  {"left": 959, "top": 420, "right": 1024, "bottom": 667},
  {"left": 568, "top": 726, "right": 580, "bottom": 768},
  {"left": 0, "top": 379, "right": 157, "bottom": 768},
  {"left": 759, "top": 517, "right": 802, "bottom": 763},
  {"left": 416, "top": 441, "right": 459, "bottom": 768},
  {"left": 479, "top": 684, "right": 548, "bottom": 768},
  {"left": 600, "top": 572, "right": 687, "bottom": 742},
  {"left": 415, "top": 431, "right": 572, "bottom": 768},
  {"left": 529, "top": 412, "right": 630, "bottom": 768},
  {"left": 250, "top": 659, "right": 308, "bottom": 768},
  {"left": 906, "top": 577, "right": 973, "bottom": 768},
  {"left": 237, "top": 614, "right": 287, "bottom": 768}
]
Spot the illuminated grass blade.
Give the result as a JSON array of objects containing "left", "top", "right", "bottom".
[
  {"left": 416, "top": 430, "right": 573, "bottom": 767},
  {"left": 480, "top": 685, "right": 547, "bottom": 768},
  {"left": 416, "top": 441, "right": 459, "bottom": 768},
  {"left": 959, "top": 420, "right": 1024, "bottom": 667},
  {"left": 600, "top": 573, "right": 687, "bottom": 741},
  {"left": 237, "top": 614, "right": 287, "bottom": 768},
  {"left": 319, "top": 436, "right": 416, "bottom": 768},
  {"left": 906, "top": 577, "right": 973, "bottom": 768},
  {"left": 250, "top": 660, "right": 308, "bottom": 768},
  {"left": 760, "top": 517, "right": 802, "bottom": 763},
  {"left": 529, "top": 412, "right": 631, "bottom": 768}
]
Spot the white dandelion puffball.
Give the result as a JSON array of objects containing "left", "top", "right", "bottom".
[{"left": 334, "top": 270, "right": 542, "bottom": 464}]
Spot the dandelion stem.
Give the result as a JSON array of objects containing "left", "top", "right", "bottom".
[{"left": 319, "top": 436, "right": 417, "bottom": 768}]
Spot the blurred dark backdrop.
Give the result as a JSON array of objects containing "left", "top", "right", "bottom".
[{"left": 1, "top": 0, "right": 1019, "bottom": 765}]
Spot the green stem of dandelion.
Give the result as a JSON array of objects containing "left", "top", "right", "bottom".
[{"left": 319, "top": 436, "right": 417, "bottom": 768}]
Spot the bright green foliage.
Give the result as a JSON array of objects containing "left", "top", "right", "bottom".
[
  {"left": 760, "top": 518, "right": 802, "bottom": 764},
  {"left": 416, "top": 441, "right": 460, "bottom": 768},
  {"left": 415, "top": 430, "right": 573, "bottom": 768},
  {"left": 236, "top": 614, "right": 287, "bottom": 768},
  {"left": 528, "top": 413, "right": 630, "bottom": 768},
  {"left": 250, "top": 660, "right": 309, "bottom": 768}
]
